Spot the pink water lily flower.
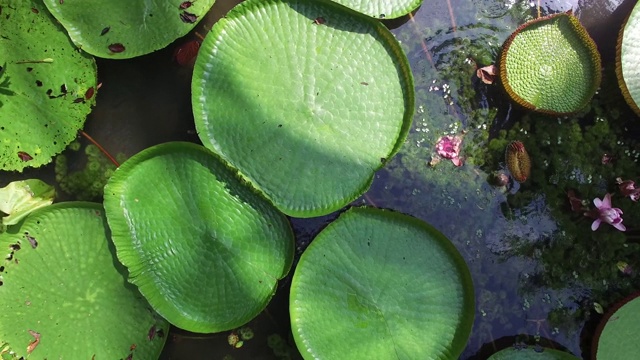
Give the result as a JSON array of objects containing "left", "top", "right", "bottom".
[
  {"left": 434, "top": 135, "right": 463, "bottom": 166},
  {"left": 591, "top": 193, "right": 626, "bottom": 231}
]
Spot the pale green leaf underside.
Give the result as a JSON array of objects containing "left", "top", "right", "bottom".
[
  {"left": 620, "top": 1, "right": 640, "bottom": 112},
  {"left": 488, "top": 347, "right": 581, "bottom": 360},
  {"left": 0, "top": 179, "right": 55, "bottom": 226},
  {"left": 329, "top": 0, "right": 423, "bottom": 19},
  {"left": 290, "top": 207, "right": 474, "bottom": 359},
  {"left": 0, "top": 202, "right": 167, "bottom": 359},
  {"left": 192, "top": 0, "right": 414, "bottom": 218},
  {"left": 502, "top": 14, "right": 599, "bottom": 114},
  {"left": 103, "top": 142, "right": 294, "bottom": 333},
  {"left": 43, "top": 0, "right": 216, "bottom": 59},
  {"left": 596, "top": 296, "right": 640, "bottom": 359},
  {"left": 0, "top": 0, "right": 97, "bottom": 171}
]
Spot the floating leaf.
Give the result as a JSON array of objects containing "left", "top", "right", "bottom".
[
  {"left": 43, "top": 0, "right": 216, "bottom": 59},
  {"left": 499, "top": 12, "right": 601, "bottom": 114},
  {"left": 593, "top": 292, "right": 640, "bottom": 359},
  {"left": 192, "top": 0, "right": 414, "bottom": 217},
  {"left": 104, "top": 142, "right": 294, "bottom": 332},
  {"left": 328, "top": 0, "right": 423, "bottom": 19},
  {"left": 616, "top": 0, "right": 640, "bottom": 116},
  {"left": 488, "top": 347, "right": 581, "bottom": 359},
  {"left": 0, "top": 0, "right": 97, "bottom": 171},
  {"left": 0, "top": 202, "right": 168, "bottom": 358},
  {"left": 290, "top": 207, "right": 474, "bottom": 359}
]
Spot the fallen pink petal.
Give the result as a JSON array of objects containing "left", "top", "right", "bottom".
[
  {"left": 616, "top": 177, "right": 640, "bottom": 201},
  {"left": 476, "top": 64, "right": 497, "bottom": 85},
  {"left": 602, "top": 153, "right": 613, "bottom": 164},
  {"left": 591, "top": 193, "right": 626, "bottom": 231},
  {"left": 435, "top": 135, "right": 464, "bottom": 166}
]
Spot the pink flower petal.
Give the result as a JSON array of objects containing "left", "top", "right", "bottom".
[
  {"left": 594, "top": 198, "right": 603, "bottom": 208},
  {"left": 602, "top": 193, "right": 612, "bottom": 208},
  {"left": 591, "top": 219, "right": 602, "bottom": 231},
  {"left": 614, "top": 222, "right": 627, "bottom": 231}
]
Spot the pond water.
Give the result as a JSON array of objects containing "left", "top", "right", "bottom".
[{"left": 4, "top": 0, "right": 640, "bottom": 358}]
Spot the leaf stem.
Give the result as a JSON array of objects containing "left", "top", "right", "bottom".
[{"left": 79, "top": 130, "right": 120, "bottom": 167}]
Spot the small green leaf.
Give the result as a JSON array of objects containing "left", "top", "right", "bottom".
[
  {"left": 0, "top": 179, "right": 55, "bottom": 226},
  {"left": 499, "top": 13, "right": 601, "bottom": 114}
]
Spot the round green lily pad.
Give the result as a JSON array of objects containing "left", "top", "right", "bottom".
[
  {"left": 328, "top": 0, "right": 423, "bottom": 19},
  {"left": 0, "top": 202, "right": 168, "bottom": 359},
  {"left": 290, "top": 207, "right": 474, "bottom": 359},
  {"left": 488, "top": 347, "right": 580, "bottom": 360},
  {"left": 592, "top": 292, "right": 640, "bottom": 359},
  {"left": 103, "top": 142, "right": 294, "bottom": 333},
  {"left": 43, "top": 0, "right": 215, "bottom": 59},
  {"left": 616, "top": 0, "right": 640, "bottom": 116},
  {"left": 0, "top": 0, "right": 97, "bottom": 171},
  {"left": 499, "top": 12, "right": 601, "bottom": 114},
  {"left": 192, "top": 0, "right": 414, "bottom": 218}
]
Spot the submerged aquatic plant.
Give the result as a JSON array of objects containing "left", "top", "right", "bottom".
[{"left": 590, "top": 193, "right": 626, "bottom": 232}]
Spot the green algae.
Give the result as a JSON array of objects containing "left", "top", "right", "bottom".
[{"left": 54, "top": 141, "right": 126, "bottom": 201}]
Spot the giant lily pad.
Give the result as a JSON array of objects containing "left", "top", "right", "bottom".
[
  {"left": 0, "top": 202, "right": 168, "bottom": 359},
  {"left": 616, "top": 0, "right": 640, "bottom": 116},
  {"left": 328, "top": 0, "right": 423, "bottom": 19},
  {"left": 499, "top": 12, "right": 601, "bottom": 114},
  {"left": 592, "top": 292, "right": 640, "bottom": 359},
  {"left": 192, "top": 0, "right": 414, "bottom": 218},
  {"left": 103, "top": 142, "right": 294, "bottom": 333},
  {"left": 43, "top": 0, "right": 215, "bottom": 59},
  {"left": 290, "top": 207, "right": 474, "bottom": 359},
  {"left": 488, "top": 347, "right": 580, "bottom": 360},
  {"left": 0, "top": 0, "right": 97, "bottom": 171}
]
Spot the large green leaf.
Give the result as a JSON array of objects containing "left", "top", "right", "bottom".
[
  {"left": 0, "top": 202, "right": 168, "bottom": 359},
  {"left": 499, "top": 13, "right": 600, "bottom": 115},
  {"left": 593, "top": 293, "right": 640, "bottom": 359},
  {"left": 488, "top": 347, "right": 580, "bottom": 360},
  {"left": 192, "top": 0, "right": 414, "bottom": 218},
  {"left": 103, "top": 142, "right": 295, "bottom": 333},
  {"left": 0, "top": 0, "right": 97, "bottom": 171},
  {"left": 43, "top": 0, "right": 216, "bottom": 59},
  {"left": 328, "top": 0, "right": 423, "bottom": 19},
  {"left": 290, "top": 207, "right": 474, "bottom": 359},
  {"left": 616, "top": 0, "right": 640, "bottom": 116}
]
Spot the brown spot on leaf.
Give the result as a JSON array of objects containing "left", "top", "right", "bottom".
[
  {"left": 24, "top": 232, "right": 37, "bottom": 248},
  {"left": 108, "top": 43, "right": 125, "bottom": 53},
  {"left": 35, "top": 80, "right": 42, "bottom": 87},
  {"left": 18, "top": 151, "right": 33, "bottom": 161},
  {"left": 313, "top": 17, "right": 326, "bottom": 25},
  {"left": 85, "top": 86, "right": 95, "bottom": 100},
  {"left": 100, "top": 27, "right": 110, "bottom": 36},
  {"left": 31, "top": 8, "right": 39, "bottom": 14},
  {"left": 180, "top": 11, "right": 198, "bottom": 23},
  {"left": 180, "top": 1, "right": 194, "bottom": 9},
  {"left": 27, "top": 330, "right": 40, "bottom": 354}
]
